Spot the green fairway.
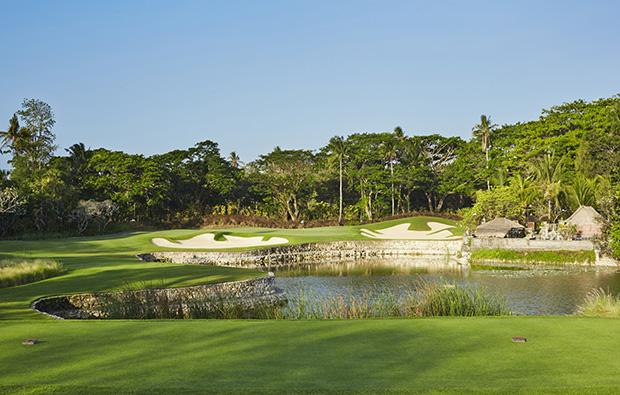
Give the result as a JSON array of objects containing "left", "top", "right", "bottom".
[
  {"left": 2, "top": 218, "right": 619, "bottom": 393},
  {"left": 1, "top": 317, "right": 620, "bottom": 394}
]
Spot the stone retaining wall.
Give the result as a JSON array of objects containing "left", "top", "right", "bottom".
[
  {"left": 31, "top": 273, "right": 284, "bottom": 319},
  {"left": 138, "top": 239, "right": 464, "bottom": 268}
]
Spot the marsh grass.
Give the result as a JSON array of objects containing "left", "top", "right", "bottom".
[
  {"left": 99, "top": 279, "right": 509, "bottom": 319},
  {"left": 0, "top": 258, "right": 65, "bottom": 288},
  {"left": 575, "top": 288, "right": 620, "bottom": 317},
  {"left": 99, "top": 280, "right": 283, "bottom": 319},
  {"left": 412, "top": 279, "right": 510, "bottom": 317}
]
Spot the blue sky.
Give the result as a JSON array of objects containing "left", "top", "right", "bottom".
[{"left": 2, "top": 0, "right": 619, "bottom": 169}]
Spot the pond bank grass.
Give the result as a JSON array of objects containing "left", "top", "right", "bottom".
[
  {"left": 0, "top": 258, "right": 65, "bottom": 288},
  {"left": 98, "top": 280, "right": 509, "bottom": 319},
  {"left": 471, "top": 248, "right": 596, "bottom": 265},
  {"left": 575, "top": 288, "right": 620, "bottom": 317}
]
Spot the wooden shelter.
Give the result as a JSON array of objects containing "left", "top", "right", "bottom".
[
  {"left": 474, "top": 218, "right": 525, "bottom": 238},
  {"left": 564, "top": 206, "right": 603, "bottom": 238}
]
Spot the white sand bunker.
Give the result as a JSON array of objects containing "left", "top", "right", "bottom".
[
  {"left": 360, "top": 222, "right": 461, "bottom": 240},
  {"left": 152, "top": 233, "right": 289, "bottom": 249}
]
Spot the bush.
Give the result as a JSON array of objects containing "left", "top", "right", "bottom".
[
  {"left": 575, "top": 288, "right": 620, "bottom": 317},
  {"left": 0, "top": 258, "right": 65, "bottom": 288}
]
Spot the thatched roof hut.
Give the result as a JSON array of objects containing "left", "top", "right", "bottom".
[
  {"left": 475, "top": 217, "right": 525, "bottom": 238},
  {"left": 564, "top": 206, "right": 603, "bottom": 238}
]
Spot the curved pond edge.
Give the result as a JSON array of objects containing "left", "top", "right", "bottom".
[{"left": 31, "top": 273, "right": 285, "bottom": 319}]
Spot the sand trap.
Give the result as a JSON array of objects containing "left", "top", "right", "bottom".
[
  {"left": 360, "top": 222, "right": 461, "bottom": 240},
  {"left": 152, "top": 233, "right": 289, "bottom": 249}
]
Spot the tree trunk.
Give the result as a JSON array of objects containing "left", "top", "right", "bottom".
[{"left": 338, "top": 157, "right": 343, "bottom": 223}]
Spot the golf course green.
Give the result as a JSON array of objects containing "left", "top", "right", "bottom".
[{"left": 1, "top": 217, "right": 619, "bottom": 394}]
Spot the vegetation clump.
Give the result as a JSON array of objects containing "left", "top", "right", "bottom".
[
  {"left": 413, "top": 280, "right": 510, "bottom": 317},
  {"left": 98, "top": 280, "right": 509, "bottom": 320},
  {"left": 575, "top": 288, "right": 620, "bottom": 317},
  {"left": 471, "top": 248, "right": 596, "bottom": 264},
  {"left": 0, "top": 258, "right": 65, "bottom": 288}
]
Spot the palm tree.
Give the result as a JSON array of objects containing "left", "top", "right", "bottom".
[
  {"left": 0, "top": 114, "right": 30, "bottom": 152},
  {"left": 326, "top": 136, "right": 350, "bottom": 223},
  {"left": 472, "top": 115, "right": 497, "bottom": 190},
  {"left": 227, "top": 151, "right": 244, "bottom": 168},
  {"left": 532, "top": 153, "right": 565, "bottom": 220}
]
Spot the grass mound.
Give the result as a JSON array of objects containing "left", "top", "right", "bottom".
[
  {"left": 0, "top": 258, "right": 65, "bottom": 288},
  {"left": 575, "top": 288, "right": 620, "bottom": 317}
]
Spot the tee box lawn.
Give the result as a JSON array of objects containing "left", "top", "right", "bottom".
[{"left": 1, "top": 218, "right": 620, "bottom": 394}]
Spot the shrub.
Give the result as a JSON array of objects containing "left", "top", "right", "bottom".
[
  {"left": 0, "top": 258, "right": 65, "bottom": 288},
  {"left": 575, "top": 288, "right": 620, "bottom": 317}
]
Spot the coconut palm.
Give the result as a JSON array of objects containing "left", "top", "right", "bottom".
[
  {"left": 532, "top": 153, "right": 565, "bottom": 220},
  {"left": 566, "top": 173, "right": 598, "bottom": 210},
  {"left": 227, "top": 151, "right": 244, "bottom": 168},
  {"left": 0, "top": 114, "right": 30, "bottom": 152},
  {"left": 326, "top": 136, "right": 350, "bottom": 223},
  {"left": 472, "top": 115, "right": 497, "bottom": 190}
]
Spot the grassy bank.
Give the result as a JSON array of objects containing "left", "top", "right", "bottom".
[
  {"left": 471, "top": 248, "right": 596, "bottom": 265},
  {"left": 2, "top": 317, "right": 620, "bottom": 394},
  {"left": 0, "top": 258, "right": 64, "bottom": 288}
]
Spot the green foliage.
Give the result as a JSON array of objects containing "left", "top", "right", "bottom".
[
  {"left": 0, "top": 258, "right": 64, "bottom": 288},
  {"left": 249, "top": 147, "right": 316, "bottom": 221},
  {"left": 610, "top": 222, "right": 620, "bottom": 259},
  {"left": 412, "top": 279, "right": 510, "bottom": 317},
  {"left": 466, "top": 186, "right": 521, "bottom": 225},
  {"left": 471, "top": 248, "right": 596, "bottom": 264}
]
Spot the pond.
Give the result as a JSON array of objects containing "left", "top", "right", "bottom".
[{"left": 269, "top": 257, "right": 620, "bottom": 316}]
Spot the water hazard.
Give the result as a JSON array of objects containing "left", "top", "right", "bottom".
[{"left": 269, "top": 257, "right": 620, "bottom": 316}]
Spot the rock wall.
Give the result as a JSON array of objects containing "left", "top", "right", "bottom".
[
  {"left": 31, "top": 273, "right": 284, "bottom": 319},
  {"left": 137, "top": 239, "right": 464, "bottom": 269}
]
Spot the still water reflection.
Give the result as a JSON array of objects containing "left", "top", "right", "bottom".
[{"left": 269, "top": 257, "right": 620, "bottom": 316}]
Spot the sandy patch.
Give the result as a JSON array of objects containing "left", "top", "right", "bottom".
[
  {"left": 152, "top": 233, "right": 289, "bottom": 249},
  {"left": 360, "top": 222, "right": 462, "bottom": 240}
]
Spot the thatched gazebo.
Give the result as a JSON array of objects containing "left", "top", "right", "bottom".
[
  {"left": 564, "top": 206, "right": 603, "bottom": 238},
  {"left": 474, "top": 218, "right": 525, "bottom": 238}
]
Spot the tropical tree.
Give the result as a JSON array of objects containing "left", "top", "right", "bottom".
[
  {"left": 532, "top": 153, "right": 565, "bottom": 220},
  {"left": 250, "top": 147, "right": 315, "bottom": 221},
  {"left": 472, "top": 115, "right": 497, "bottom": 190},
  {"left": 0, "top": 114, "right": 31, "bottom": 152},
  {"left": 382, "top": 137, "right": 398, "bottom": 216},
  {"left": 325, "top": 136, "right": 350, "bottom": 223},
  {"left": 227, "top": 151, "right": 244, "bottom": 168}
]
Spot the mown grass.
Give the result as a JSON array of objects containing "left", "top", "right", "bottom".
[
  {"left": 575, "top": 288, "right": 620, "bottom": 317},
  {"left": 2, "top": 318, "right": 620, "bottom": 394},
  {"left": 471, "top": 248, "right": 596, "bottom": 264},
  {"left": 0, "top": 258, "right": 65, "bottom": 288}
]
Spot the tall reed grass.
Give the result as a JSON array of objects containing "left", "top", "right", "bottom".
[
  {"left": 412, "top": 280, "right": 509, "bottom": 317},
  {"left": 99, "top": 280, "right": 284, "bottom": 319},
  {"left": 575, "top": 288, "right": 620, "bottom": 317},
  {"left": 0, "top": 258, "right": 65, "bottom": 288},
  {"left": 98, "top": 279, "right": 509, "bottom": 319}
]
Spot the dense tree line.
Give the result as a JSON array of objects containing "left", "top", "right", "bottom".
[{"left": 1, "top": 96, "right": 620, "bottom": 255}]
